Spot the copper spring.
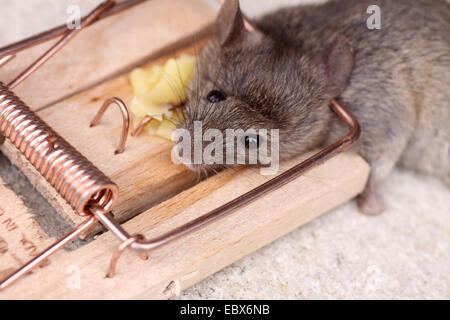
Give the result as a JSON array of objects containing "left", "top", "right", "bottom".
[
  {"left": 0, "top": 82, "right": 119, "bottom": 215},
  {"left": 0, "top": 0, "right": 123, "bottom": 291}
]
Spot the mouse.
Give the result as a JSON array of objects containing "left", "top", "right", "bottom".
[{"left": 176, "top": 0, "right": 450, "bottom": 215}]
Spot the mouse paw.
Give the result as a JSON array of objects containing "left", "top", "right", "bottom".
[{"left": 357, "top": 187, "right": 385, "bottom": 215}]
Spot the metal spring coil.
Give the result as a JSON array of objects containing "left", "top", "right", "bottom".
[{"left": 0, "top": 82, "right": 118, "bottom": 216}]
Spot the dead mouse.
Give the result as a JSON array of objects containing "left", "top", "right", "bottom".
[{"left": 176, "top": 0, "right": 450, "bottom": 215}]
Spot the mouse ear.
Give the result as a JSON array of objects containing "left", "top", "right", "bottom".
[
  {"left": 314, "top": 36, "right": 355, "bottom": 97},
  {"left": 216, "top": 0, "right": 247, "bottom": 48}
]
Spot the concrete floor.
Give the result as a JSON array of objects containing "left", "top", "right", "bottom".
[{"left": 0, "top": 0, "right": 449, "bottom": 299}]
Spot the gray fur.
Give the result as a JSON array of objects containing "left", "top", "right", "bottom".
[{"left": 179, "top": 0, "right": 450, "bottom": 214}]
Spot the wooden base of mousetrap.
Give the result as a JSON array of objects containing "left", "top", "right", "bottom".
[
  {"left": 0, "top": 0, "right": 370, "bottom": 299},
  {"left": 0, "top": 152, "right": 369, "bottom": 299}
]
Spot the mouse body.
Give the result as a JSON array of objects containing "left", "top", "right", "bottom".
[{"left": 178, "top": 0, "right": 450, "bottom": 214}]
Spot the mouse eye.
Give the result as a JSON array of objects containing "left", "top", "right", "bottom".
[
  {"left": 244, "top": 134, "right": 261, "bottom": 149},
  {"left": 207, "top": 90, "right": 226, "bottom": 103}
]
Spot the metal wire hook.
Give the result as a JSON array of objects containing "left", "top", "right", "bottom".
[
  {"left": 131, "top": 115, "right": 153, "bottom": 137},
  {"left": 90, "top": 97, "right": 130, "bottom": 154},
  {"left": 106, "top": 234, "right": 148, "bottom": 278}
]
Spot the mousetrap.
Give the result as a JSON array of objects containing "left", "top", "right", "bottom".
[{"left": 0, "top": 0, "right": 369, "bottom": 299}]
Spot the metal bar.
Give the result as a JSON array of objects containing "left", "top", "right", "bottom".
[
  {"left": 0, "top": 54, "right": 15, "bottom": 68},
  {"left": 0, "top": 216, "right": 98, "bottom": 291},
  {"left": 90, "top": 97, "right": 130, "bottom": 154},
  {"left": 7, "top": 0, "right": 116, "bottom": 89}
]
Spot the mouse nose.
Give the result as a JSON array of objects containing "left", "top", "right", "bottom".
[{"left": 171, "top": 132, "right": 224, "bottom": 172}]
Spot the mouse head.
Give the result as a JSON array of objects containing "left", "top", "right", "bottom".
[{"left": 175, "top": 0, "right": 354, "bottom": 173}]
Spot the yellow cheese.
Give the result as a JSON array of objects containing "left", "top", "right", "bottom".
[
  {"left": 130, "top": 66, "right": 164, "bottom": 97},
  {"left": 155, "top": 119, "right": 177, "bottom": 140},
  {"left": 128, "top": 54, "right": 195, "bottom": 140}
]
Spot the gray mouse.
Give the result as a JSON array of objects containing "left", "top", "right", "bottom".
[{"left": 177, "top": 0, "right": 450, "bottom": 215}]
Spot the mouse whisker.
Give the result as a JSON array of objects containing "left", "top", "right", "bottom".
[{"left": 162, "top": 74, "right": 186, "bottom": 106}]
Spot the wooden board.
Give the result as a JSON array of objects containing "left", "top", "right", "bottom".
[
  {"left": 0, "top": 0, "right": 215, "bottom": 109},
  {"left": 0, "top": 152, "right": 370, "bottom": 299},
  {"left": 1, "top": 41, "right": 209, "bottom": 236},
  {"left": 0, "top": 177, "right": 56, "bottom": 284}
]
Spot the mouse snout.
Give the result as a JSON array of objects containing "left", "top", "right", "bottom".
[
  {"left": 172, "top": 120, "right": 279, "bottom": 175},
  {"left": 171, "top": 125, "right": 223, "bottom": 172}
]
